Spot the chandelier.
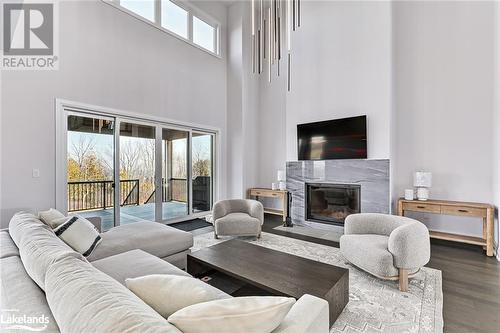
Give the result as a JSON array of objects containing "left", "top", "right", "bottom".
[{"left": 251, "top": 0, "right": 301, "bottom": 91}]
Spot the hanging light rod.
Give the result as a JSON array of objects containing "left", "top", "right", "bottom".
[
  {"left": 252, "top": 0, "right": 255, "bottom": 73},
  {"left": 251, "top": 0, "right": 300, "bottom": 91}
]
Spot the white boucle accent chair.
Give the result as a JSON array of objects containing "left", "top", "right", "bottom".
[
  {"left": 340, "top": 213, "right": 430, "bottom": 292},
  {"left": 212, "top": 199, "right": 264, "bottom": 239}
]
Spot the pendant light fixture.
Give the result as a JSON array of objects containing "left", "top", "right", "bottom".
[{"left": 251, "top": 0, "right": 300, "bottom": 91}]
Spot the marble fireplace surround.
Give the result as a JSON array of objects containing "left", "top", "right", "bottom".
[{"left": 286, "top": 159, "right": 390, "bottom": 231}]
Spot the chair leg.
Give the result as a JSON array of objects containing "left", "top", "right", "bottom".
[
  {"left": 399, "top": 268, "right": 408, "bottom": 292},
  {"left": 214, "top": 232, "right": 218, "bottom": 239}
]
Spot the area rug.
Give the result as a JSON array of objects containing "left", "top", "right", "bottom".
[{"left": 193, "top": 232, "right": 443, "bottom": 333}]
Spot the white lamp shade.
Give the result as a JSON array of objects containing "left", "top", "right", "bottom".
[
  {"left": 277, "top": 170, "right": 285, "bottom": 182},
  {"left": 414, "top": 171, "right": 432, "bottom": 187}
]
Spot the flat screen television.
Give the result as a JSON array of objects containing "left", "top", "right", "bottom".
[{"left": 297, "top": 115, "right": 367, "bottom": 160}]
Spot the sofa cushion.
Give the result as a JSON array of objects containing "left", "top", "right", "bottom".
[
  {"left": 92, "top": 249, "right": 190, "bottom": 285},
  {"left": 126, "top": 274, "right": 231, "bottom": 318},
  {"left": 272, "top": 295, "right": 330, "bottom": 333},
  {"left": 9, "top": 213, "right": 85, "bottom": 290},
  {"left": 45, "top": 255, "right": 181, "bottom": 333},
  {"left": 340, "top": 234, "right": 399, "bottom": 277},
  {"left": 168, "top": 296, "right": 296, "bottom": 333},
  {"left": 87, "top": 221, "right": 193, "bottom": 261},
  {"left": 214, "top": 213, "right": 261, "bottom": 236},
  {"left": 54, "top": 216, "right": 102, "bottom": 256},
  {"left": 0, "top": 230, "right": 19, "bottom": 258},
  {"left": 38, "top": 208, "right": 66, "bottom": 228},
  {"left": 0, "top": 256, "right": 60, "bottom": 332}
]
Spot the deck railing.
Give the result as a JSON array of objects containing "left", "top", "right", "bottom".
[
  {"left": 144, "top": 178, "right": 188, "bottom": 204},
  {"left": 67, "top": 179, "right": 139, "bottom": 212},
  {"left": 68, "top": 178, "right": 188, "bottom": 212},
  {"left": 168, "top": 178, "right": 188, "bottom": 203}
]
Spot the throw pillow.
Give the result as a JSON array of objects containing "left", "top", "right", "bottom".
[
  {"left": 167, "top": 296, "right": 295, "bottom": 333},
  {"left": 53, "top": 216, "right": 101, "bottom": 257},
  {"left": 38, "top": 208, "right": 65, "bottom": 228},
  {"left": 125, "top": 274, "right": 230, "bottom": 318}
]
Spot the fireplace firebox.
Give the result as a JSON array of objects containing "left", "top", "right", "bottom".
[{"left": 305, "top": 183, "right": 361, "bottom": 226}]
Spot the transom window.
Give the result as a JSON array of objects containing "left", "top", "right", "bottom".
[{"left": 105, "top": 0, "right": 220, "bottom": 56}]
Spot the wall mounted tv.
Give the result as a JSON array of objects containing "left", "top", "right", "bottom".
[{"left": 297, "top": 115, "right": 367, "bottom": 160}]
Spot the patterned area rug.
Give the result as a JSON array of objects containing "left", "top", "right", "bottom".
[{"left": 193, "top": 232, "right": 443, "bottom": 333}]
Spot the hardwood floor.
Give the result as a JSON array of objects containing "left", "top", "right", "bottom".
[{"left": 262, "top": 215, "right": 500, "bottom": 333}]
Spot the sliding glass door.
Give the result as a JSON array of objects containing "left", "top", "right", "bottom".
[
  {"left": 62, "top": 109, "right": 216, "bottom": 227},
  {"left": 119, "top": 121, "right": 156, "bottom": 225},
  {"left": 191, "top": 132, "right": 214, "bottom": 214},
  {"left": 161, "top": 128, "right": 189, "bottom": 220},
  {"left": 66, "top": 114, "right": 116, "bottom": 231}
]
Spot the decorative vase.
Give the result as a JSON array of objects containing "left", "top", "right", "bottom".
[
  {"left": 404, "top": 189, "right": 414, "bottom": 200},
  {"left": 416, "top": 187, "right": 430, "bottom": 201}
]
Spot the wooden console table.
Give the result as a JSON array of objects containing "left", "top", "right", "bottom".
[
  {"left": 398, "top": 199, "right": 494, "bottom": 256},
  {"left": 247, "top": 188, "right": 288, "bottom": 224}
]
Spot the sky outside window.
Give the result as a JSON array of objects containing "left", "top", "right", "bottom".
[
  {"left": 161, "top": 0, "right": 188, "bottom": 38},
  {"left": 120, "top": 0, "right": 155, "bottom": 22},
  {"left": 193, "top": 16, "right": 215, "bottom": 52}
]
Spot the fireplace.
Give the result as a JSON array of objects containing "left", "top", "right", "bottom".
[{"left": 305, "top": 183, "right": 361, "bottom": 226}]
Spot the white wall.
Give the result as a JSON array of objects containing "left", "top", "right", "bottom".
[
  {"left": 249, "top": 0, "right": 392, "bottom": 209},
  {"left": 255, "top": 53, "right": 287, "bottom": 188},
  {"left": 0, "top": 0, "right": 228, "bottom": 227},
  {"left": 392, "top": 1, "right": 496, "bottom": 239},
  {"left": 248, "top": 0, "right": 498, "bottom": 246},
  {"left": 285, "top": 1, "right": 393, "bottom": 162},
  {"left": 226, "top": 1, "right": 260, "bottom": 198},
  {"left": 226, "top": 3, "right": 244, "bottom": 198},
  {"left": 240, "top": 1, "right": 260, "bottom": 194},
  {"left": 251, "top": 0, "right": 393, "bottom": 191}
]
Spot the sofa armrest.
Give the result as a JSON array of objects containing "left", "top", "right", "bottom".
[
  {"left": 388, "top": 221, "right": 431, "bottom": 269},
  {"left": 212, "top": 200, "right": 228, "bottom": 221},
  {"left": 247, "top": 200, "right": 264, "bottom": 225},
  {"left": 272, "top": 294, "right": 329, "bottom": 333}
]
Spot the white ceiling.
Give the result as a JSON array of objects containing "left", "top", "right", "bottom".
[{"left": 214, "top": 0, "right": 240, "bottom": 7}]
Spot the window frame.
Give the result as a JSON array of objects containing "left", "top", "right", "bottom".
[{"left": 103, "top": 0, "right": 221, "bottom": 58}]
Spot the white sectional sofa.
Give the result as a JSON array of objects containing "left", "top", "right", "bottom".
[{"left": 0, "top": 212, "right": 329, "bottom": 333}]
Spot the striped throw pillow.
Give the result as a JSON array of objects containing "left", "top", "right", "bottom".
[{"left": 54, "top": 216, "right": 102, "bottom": 257}]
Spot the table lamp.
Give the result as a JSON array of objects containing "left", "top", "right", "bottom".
[{"left": 414, "top": 171, "right": 432, "bottom": 201}]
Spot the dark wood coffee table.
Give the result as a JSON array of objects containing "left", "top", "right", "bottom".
[{"left": 187, "top": 239, "right": 349, "bottom": 327}]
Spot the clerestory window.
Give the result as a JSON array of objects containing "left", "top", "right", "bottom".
[{"left": 105, "top": 0, "right": 220, "bottom": 56}]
